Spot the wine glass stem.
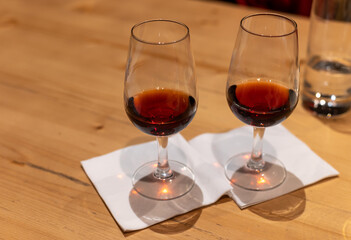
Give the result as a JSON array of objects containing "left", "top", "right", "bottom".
[
  {"left": 154, "top": 136, "right": 173, "bottom": 179},
  {"left": 247, "top": 127, "right": 266, "bottom": 171}
]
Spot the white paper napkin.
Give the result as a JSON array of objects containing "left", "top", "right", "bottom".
[
  {"left": 81, "top": 125, "right": 339, "bottom": 231},
  {"left": 189, "top": 124, "right": 339, "bottom": 209},
  {"left": 81, "top": 134, "right": 232, "bottom": 232}
]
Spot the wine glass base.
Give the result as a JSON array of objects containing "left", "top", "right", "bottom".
[
  {"left": 225, "top": 152, "right": 286, "bottom": 191},
  {"left": 132, "top": 160, "right": 195, "bottom": 200}
]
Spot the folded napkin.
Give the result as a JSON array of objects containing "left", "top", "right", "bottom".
[
  {"left": 189, "top": 125, "right": 339, "bottom": 209},
  {"left": 81, "top": 134, "right": 232, "bottom": 231},
  {"left": 81, "top": 125, "right": 338, "bottom": 231}
]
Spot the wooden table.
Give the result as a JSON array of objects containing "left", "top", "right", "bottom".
[{"left": 0, "top": 0, "right": 350, "bottom": 239}]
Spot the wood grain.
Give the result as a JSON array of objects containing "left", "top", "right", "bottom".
[{"left": 0, "top": 0, "right": 350, "bottom": 239}]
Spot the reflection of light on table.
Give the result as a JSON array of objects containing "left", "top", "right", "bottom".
[
  {"left": 158, "top": 184, "right": 171, "bottom": 197},
  {"left": 343, "top": 217, "right": 351, "bottom": 240},
  {"left": 213, "top": 162, "right": 220, "bottom": 168},
  {"left": 257, "top": 176, "right": 266, "bottom": 184},
  {"left": 158, "top": 183, "right": 172, "bottom": 196},
  {"left": 256, "top": 174, "right": 270, "bottom": 185}
]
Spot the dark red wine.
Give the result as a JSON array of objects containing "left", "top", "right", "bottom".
[
  {"left": 125, "top": 88, "right": 196, "bottom": 136},
  {"left": 227, "top": 80, "right": 298, "bottom": 127}
]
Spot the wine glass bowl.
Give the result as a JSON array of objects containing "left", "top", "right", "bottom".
[
  {"left": 124, "top": 20, "right": 197, "bottom": 200},
  {"left": 225, "top": 14, "right": 299, "bottom": 191}
]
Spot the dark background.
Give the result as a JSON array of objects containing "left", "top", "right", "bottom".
[{"left": 222, "top": 0, "right": 313, "bottom": 16}]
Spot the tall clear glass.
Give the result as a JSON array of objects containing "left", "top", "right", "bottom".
[
  {"left": 225, "top": 14, "right": 299, "bottom": 190},
  {"left": 302, "top": 0, "right": 351, "bottom": 117},
  {"left": 124, "top": 20, "right": 198, "bottom": 200}
]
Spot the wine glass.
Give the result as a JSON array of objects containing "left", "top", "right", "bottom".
[
  {"left": 225, "top": 13, "right": 299, "bottom": 190},
  {"left": 124, "top": 20, "right": 198, "bottom": 200}
]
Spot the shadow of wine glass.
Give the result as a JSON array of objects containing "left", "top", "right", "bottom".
[
  {"left": 228, "top": 171, "right": 306, "bottom": 221},
  {"left": 249, "top": 188, "right": 306, "bottom": 221},
  {"left": 129, "top": 176, "right": 203, "bottom": 234},
  {"left": 149, "top": 209, "right": 202, "bottom": 234}
]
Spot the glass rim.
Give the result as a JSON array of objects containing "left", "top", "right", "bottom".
[
  {"left": 131, "top": 19, "right": 190, "bottom": 45},
  {"left": 240, "top": 13, "right": 298, "bottom": 38}
]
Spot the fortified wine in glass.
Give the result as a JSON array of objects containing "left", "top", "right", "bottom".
[
  {"left": 225, "top": 13, "right": 299, "bottom": 191},
  {"left": 227, "top": 80, "right": 298, "bottom": 127},
  {"left": 124, "top": 19, "right": 198, "bottom": 200},
  {"left": 126, "top": 89, "right": 196, "bottom": 136}
]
